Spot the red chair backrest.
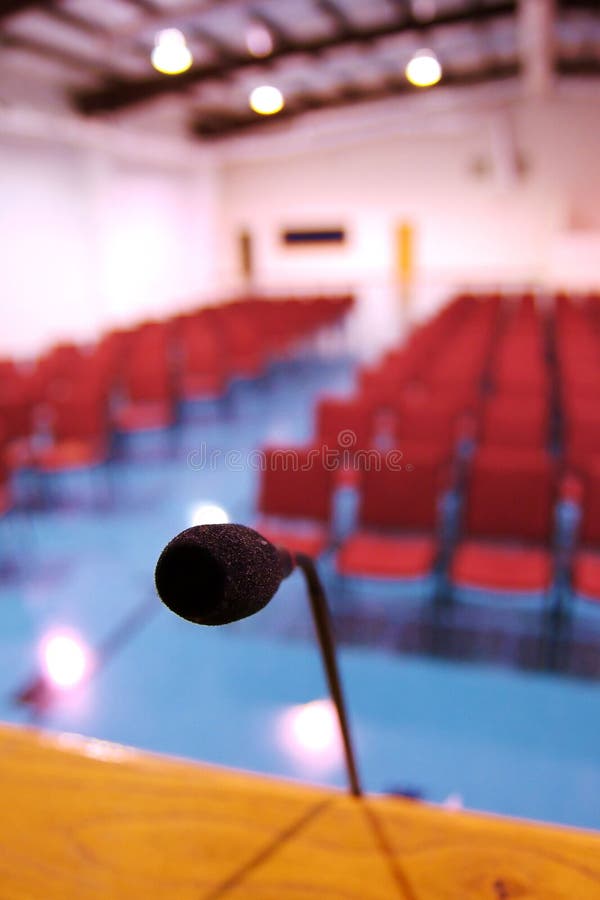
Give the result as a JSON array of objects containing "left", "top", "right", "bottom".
[
  {"left": 358, "top": 450, "right": 444, "bottom": 531},
  {"left": 126, "top": 362, "right": 171, "bottom": 402},
  {"left": 123, "top": 327, "right": 171, "bottom": 401},
  {"left": 565, "top": 414, "right": 600, "bottom": 472},
  {"left": 465, "top": 448, "right": 556, "bottom": 543},
  {"left": 180, "top": 323, "right": 224, "bottom": 375},
  {"left": 480, "top": 398, "right": 548, "bottom": 449},
  {"left": 51, "top": 396, "right": 106, "bottom": 442},
  {"left": 315, "top": 397, "right": 374, "bottom": 452},
  {"left": 258, "top": 447, "right": 335, "bottom": 522},
  {"left": 579, "top": 462, "right": 600, "bottom": 547},
  {"left": 393, "top": 402, "right": 458, "bottom": 450}
]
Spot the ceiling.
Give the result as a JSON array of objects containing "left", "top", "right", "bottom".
[{"left": 0, "top": 0, "right": 598, "bottom": 142}]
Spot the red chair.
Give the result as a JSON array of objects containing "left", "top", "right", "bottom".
[
  {"left": 114, "top": 328, "right": 174, "bottom": 432},
  {"left": 0, "top": 369, "right": 37, "bottom": 470},
  {"left": 177, "top": 320, "right": 227, "bottom": 401},
  {"left": 0, "top": 452, "right": 13, "bottom": 517},
  {"left": 479, "top": 396, "right": 549, "bottom": 450},
  {"left": 35, "top": 392, "right": 108, "bottom": 472},
  {"left": 86, "top": 330, "right": 129, "bottom": 398},
  {"left": 255, "top": 446, "right": 337, "bottom": 557},
  {"left": 336, "top": 445, "right": 448, "bottom": 581},
  {"left": 491, "top": 307, "right": 549, "bottom": 399},
  {"left": 451, "top": 448, "right": 557, "bottom": 595},
  {"left": 315, "top": 397, "right": 374, "bottom": 453},
  {"left": 564, "top": 410, "right": 600, "bottom": 473},
  {"left": 571, "top": 461, "right": 600, "bottom": 604},
  {"left": 389, "top": 394, "right": 464, "bottom": 456},
  {"left": 218, "top": 308, "right": 265, "bottom": 379},
  {"left": 32, "top": 344, "right": 88, "bottom": 405}
]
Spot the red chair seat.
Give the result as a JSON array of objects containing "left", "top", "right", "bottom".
[
  {"left": 337, "top": 531, "right": 437, "bottom": 578},
  {"left": 573, "top": 551, "right": 600, "bottom": 602},
  {"left": 36, "top": 440, "right": 106, "bottom": 472},
  {"left": 255, "top": 520, "right": 329, "bottom": 558},
  {"left": 114, "top": 402, "right": 173, "bottom": 432},
  {"left": 452, "top": 540, "right": 552, "bottom": 592}
]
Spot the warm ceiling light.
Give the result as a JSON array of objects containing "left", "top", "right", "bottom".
[
  {"left": 246, "top": 22, "right": 274, "bottom": 58},
  {"left": 405, "top": 48, "right": 442, "bottom": 87},
  {"left": 249, "top": 84, "right": 284, "bottom": 116},
  {"left": 151, "top": 28, "right": 193, "bottom": 75}
]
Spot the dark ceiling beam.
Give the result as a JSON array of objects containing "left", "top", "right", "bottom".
[
  {"left": 116, "top": 0, "right": 160, "bottom": 13},
  {"left": 464, "top": 0, "right": 503, "bottom": 68},
  {"left": 0, "top": 2, "right": 147, "bottom": 73},
  {"left": 0, "top": 31, "right": 104, "bottom": 73},
  {"left": 386, "top": 0, "right": 424, "bottom": 27},
  {"left": 558, "top": 57, "right": 600, "bottom": 76},
  {"left": 191, "top": 60, "right": 521, "bottom": 139},
  {"left": 465, "top": 0, "right": 495, "bottom": 16},
  {"left": 316, "top": 0, "right": 355, "bottom": 36},
  {"left": 46, "top": 5, "right": 111, "bottom": 37},
  {"left": 107, "top": 0, "right": 260, "bottom": 41},
  {"left": 187, "top": 24, "right": 239, "bottom": 63},
  {"left": 559, "top": 0, "right": 600, "bottom": 9},
  {"left": 0, "top": 0, "right": 52, "bottom": 21},
  {"left": 247, "top": 8, "right": 292, "bottom": 49},
  {"left": 74, "top": 0, "right": 517, "bottom": 114}
]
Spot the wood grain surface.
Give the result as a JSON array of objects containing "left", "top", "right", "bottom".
[{"left": 0, "top": 724, "right": 598, "bottom": 899}]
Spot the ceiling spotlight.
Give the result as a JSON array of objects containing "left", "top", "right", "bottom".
[
  {"left": 246, "top": 22, "right": 274, "bottom": 58},
  {"left": 151, "top": 28, "right": 193, "bottom": 75},
  {"left": 249, "top": 84, "right": 284, "bottom": 116},
  {"left": 405, "top": 48, "right": 442, "bottom": 88}
]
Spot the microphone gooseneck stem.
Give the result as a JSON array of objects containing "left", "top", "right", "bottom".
[{"left": 294, "top": 553, "right": 362, "bottom": 798}]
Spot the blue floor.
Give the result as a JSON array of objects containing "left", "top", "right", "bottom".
[{"left": 0, "top": 354, "right": 599, "bottom": 831}]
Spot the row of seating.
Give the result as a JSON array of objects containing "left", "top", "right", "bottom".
[
  {"left": 556, "top": 294, "right": 600, "bottom": 470},
  {"left": 253, "top": 443, "right": 600, "bottom": 602},
  {"left": 253, "top": 291, "right": 600, "bottom": 608},
  {"left": 0, "top": 294, "right": 353, "bottom": 479},
  {"left": 318, "top": 292, "right": 600, "bottom": 475},
  {"left": 317, "top": 296, "right": 496, "bottom": 456}
]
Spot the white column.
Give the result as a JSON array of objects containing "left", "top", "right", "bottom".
[
  {"left": 518, "top": 0, "right": 556, "bottom": 97},
  {"left": 487, "top": 112, "right": 521, "bottom": 190}
]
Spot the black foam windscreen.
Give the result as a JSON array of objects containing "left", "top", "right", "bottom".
[{"left": 154, "top": 524, "right": 288, "bottom": 626}]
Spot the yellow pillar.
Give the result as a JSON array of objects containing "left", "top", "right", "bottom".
[{"left": 395, "top": 221, "right": 415, "bottom": 322}]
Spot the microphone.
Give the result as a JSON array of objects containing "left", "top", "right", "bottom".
[
  {"left": 155, "top": 524, "right": 293, "bottom": 626},
  {"left": 155, "top": 523, "right": 362, "bottom": 796}
]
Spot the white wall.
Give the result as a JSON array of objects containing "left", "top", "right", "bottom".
[
  {"left": 0, "top": 140, "right": 92, "bottom": 358},
  {"left": 0, "top": 133, "right": 219, "bottom": 359},
  {"left": 90, "top": 157, "right": 219, "bottom": 328},
  {"left": 217, "top": 93, "right": 600, "bottom": 351},
  {"left": 1, "top": 91, "right": 599, "bottom": 360}
]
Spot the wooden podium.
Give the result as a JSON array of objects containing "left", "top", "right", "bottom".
[{"left": 0, "top": 724, "right": 598, "bottom": 898}]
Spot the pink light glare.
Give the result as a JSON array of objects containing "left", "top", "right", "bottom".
[
  {"left": 276, "top": 699, "right": 343, "bottom": 773},
  {"left": 40, "top": 631, "right": 92, "bottom": 689}
]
